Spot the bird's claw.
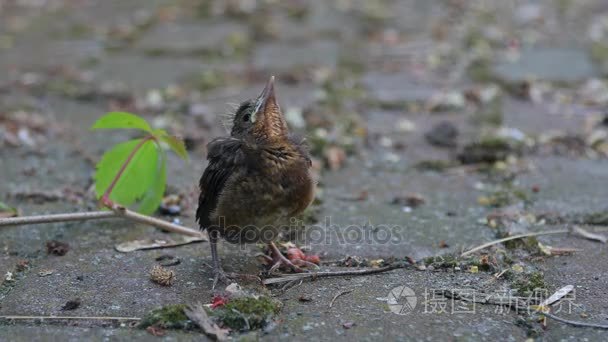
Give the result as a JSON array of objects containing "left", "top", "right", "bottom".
[
  {"left": 268, "top": 253, "right": 305, "bottom": 274},
  {"left": 212, "top": 269, "right": 262, "bottom": 289},
  {"left": 212, "top": 268, "right": 233, "bottom": 289}
]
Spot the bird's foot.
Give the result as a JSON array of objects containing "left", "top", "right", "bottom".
[
  {"left": 212, "top": 268, "right": 261, "bottom": 289},
  {"left": 212, "top": 268, "right": 233, "bottom": 290},
  {"left": 264, "top": 242, "right": 306, "bottom": 274},
  {"left": 259, "top": 254, "right": 304, "bottom": 274}
]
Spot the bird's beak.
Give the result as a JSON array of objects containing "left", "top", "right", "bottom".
[
  {"left": 251, "top": 76, "right": 277, "bottom": 123},
  {"left": 251, "top": 76, "right": 287, "bottom": 139}
]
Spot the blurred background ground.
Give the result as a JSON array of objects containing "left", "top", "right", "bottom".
[{"left": 1, "top": 0, "right": 608, "bottom": 340}]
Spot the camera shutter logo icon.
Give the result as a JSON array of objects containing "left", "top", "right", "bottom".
[{"left": 388, "top": 286, "right": 417, "bottom": 315}]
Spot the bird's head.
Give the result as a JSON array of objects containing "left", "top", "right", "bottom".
[{"left": 230, "top": 76, "right": 288, "bottom": 143}]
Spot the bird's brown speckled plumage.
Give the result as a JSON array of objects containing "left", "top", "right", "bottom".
[
  {"left": 197, "top": 135, "right": 313, "bottom": 243},
  {"left": 196, "top": 77, "right": 314, "bottom": 285}
]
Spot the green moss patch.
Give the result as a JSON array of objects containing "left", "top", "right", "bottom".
[
  {"left": 211, "top": 296, "right": 281, "bottom": 332},
  {"left": 413, "top": 159, "right": 455, "bottom": 172},
  {"left": 480, "top": 186, "right": 532, "bottom": 208},
  {"left": 458, "top": 137, "right": 522, "bottom": 165},
  {"left": 513, "top": 272, "right": 547, "bottom": 296},
  {"left": 582, "top": 210, "right": 608, "bottom": 225},
  {"left": 139, "top": 304, "right": 193, "bottom": 330}
]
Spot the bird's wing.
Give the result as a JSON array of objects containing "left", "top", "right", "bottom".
[
  {"left": 196, "top": 137, "right": 246, "bottom": 230},
  {"left": 288, "top": 133, "right": 312, "bottom": 167}
]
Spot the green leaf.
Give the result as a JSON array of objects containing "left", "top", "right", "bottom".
[
  {"left": 94, "top": 139, "right": 140, "bottom": 199},
  {"left": 137, "top": 146, "right": 167, "bottom": 215},
  {"left": 0, "top": 201, "right": 18, "bottom": 218},
  {"left": 91, "top": 112, "right": 152, "bottom": 132},
  {"left": 0, "top": 201, "right": 11, "bottom": 211},
  {"left": 94, "top": 138, "right": 159, "bottom": 212},
  {"left": 160, "top": 135, "right": 189, "bottom": 161},
  {"left": 152, "top": 128, "right": 169, "bottom": 137}
]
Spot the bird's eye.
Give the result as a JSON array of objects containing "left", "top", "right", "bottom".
[{"left": 243, "top": 114, "right": 251, "bottom": 122}]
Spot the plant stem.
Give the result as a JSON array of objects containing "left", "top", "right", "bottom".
[
  {"left": 263, "top": 264, "right": 407, "bottom": 285},
  {"left": 541, "top": 312, "right": 608, "bottom": 329},
  {"left": 110, "top": 204, "right": 203, "bottom": 237},
  {"left": 329, "top": 289, "right": 353, "bottom": 308},
  {"left": 101, "top": 136, "right": 154, "bottom": 206},
  {"left": 0, "top": 211, "right": 115, "bottom": 226},
  {"left": 0, "top": 315, "right": 141, "bottom": 321},
  {"left": 0, "top": 208, "right": 205, "bottom": 238},
  {"left": 460, "top": 229, "right": 569, "bottom": 257}
]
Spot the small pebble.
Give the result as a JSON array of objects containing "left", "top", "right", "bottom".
[
  {"left": 159, "top": 204, "right": 181, "bottom": 216},
  {"left": 38, "top": 269, "right": 55, "bottom": 277},
  {"left": 425, "top": 121, "right": 459, "bottom": 148},
  {"left": 46, "top": 240, "right": 70, "bottom": 256},
  {"left": 61, "top": 299, "right": 81, "bottom": 311},
  {"left": 343, "top": 321, "right": 355, "bottom": 329},
  {"left": 155, "top": 254, "right": 181, "bottom": 267},
  {"left": 298, "top": 295, "right": 313, "bottom": 302}
]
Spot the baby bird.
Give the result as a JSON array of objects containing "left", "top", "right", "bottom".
[{"left": 196, "top": 76, "right": 315, "bottom": 286}]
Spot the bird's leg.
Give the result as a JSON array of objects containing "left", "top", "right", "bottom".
[
  {"left": 209, "top": 233, "right": 231, "bottom": 289},
  {"left": 267, "top": 241, "right": 304, "bottom": 273},
  {"left": 209, "top": 232, "right": 261, "bottom": 288}
]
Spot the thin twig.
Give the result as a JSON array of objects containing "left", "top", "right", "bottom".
[
  {"left": 572, "top": 226, "right": 607, "bottom": 243},
  {"left": 280, "top": 279, "right": 303, "bottom": 292},
  {"left": 0, "top": 207, "right": 205, "bottom": 238},
  {"left": 460, "top": 229, "right": 569, "bottom": 257},
  {"left": 494, "top": 269, "right": 508, "bottom": 279},
  {"left": 263, "top": 264, "right": 406, "bottom": 285},
  {"left": 0, "top": 211, "right": 115, "bottom": 226},
  {"left": 110, "top": 204, "right": 203, "bottom": 237},
  {"left": 0, "top": 315, "right": 140, "bottom": 321},
  {"left": 436, "top": 289, "right": 531, "bottom": 309},
  {"left": 462, "top": 226, "right": 608, "bottom": 257},
  {"left": 541, "top": 312, "right": 608, "bottom": 330},
  {"left": 329, "top": 289, "right": 353, "bottom": 308}
]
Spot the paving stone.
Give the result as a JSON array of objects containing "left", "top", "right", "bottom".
[{"left": 492, "top": 48, "right": 597, "bottom": 84}]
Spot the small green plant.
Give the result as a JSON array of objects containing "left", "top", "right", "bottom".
[
  {"left": 0, "top": 202, "right": 18, "bottom": 218},
  {"left": 139, "top": 304, "right": 192, "bottom": 329},
  {"left": 91, "top": 112, "right": 188, "bottom": 215},
  {"left": 212, "top": 296, "right": 282, "bottom": 331}
]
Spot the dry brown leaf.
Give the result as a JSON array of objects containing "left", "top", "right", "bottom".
[
  {"left": 572, "top": 226, "right": 607, "bottom": 243},
  {"left": 38, "top": 269, "right": 55, "bottom": 277},
  {"left": 146, "top": 325, "right": 167, "bottom": 337},
  {"left": 324, "top": 146, "right": 346, "bottom": 171},
  {"left": 184, "top": 302, "right": 229, "bottom": 341},
  {"left": 115, "top": 235, "right": 205, "bottom": 253},
  {"left": 541, "top": 285, "right": 574, "bottom": 307},
  {"left": 550, "top": 247, "right": 579, "bottom": 255},
  {"left": 538, "top": 242, "right": 579, "bottom": 256}
]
